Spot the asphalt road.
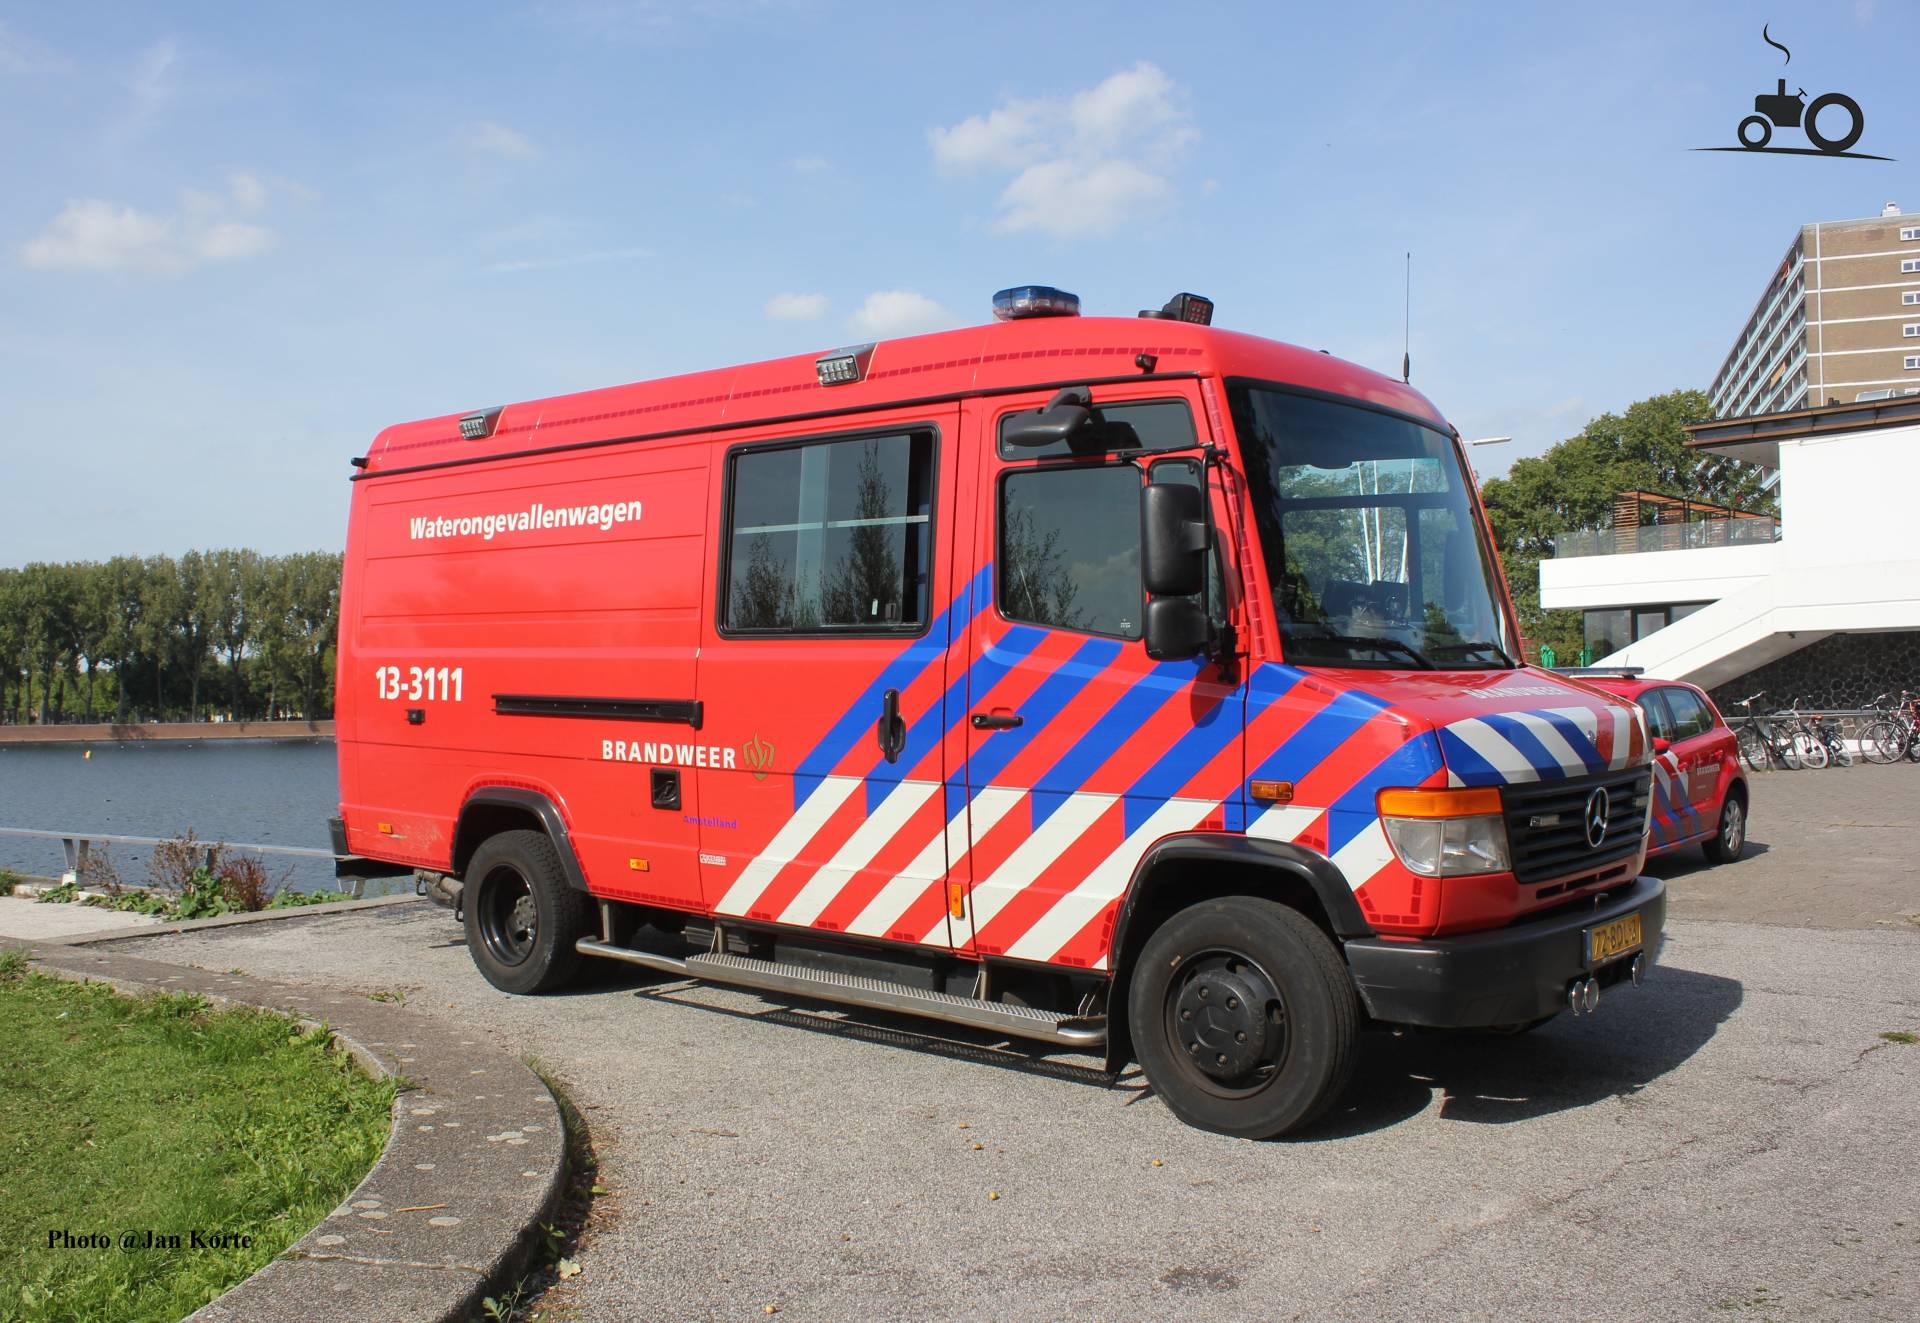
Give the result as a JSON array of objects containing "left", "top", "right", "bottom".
[{"left": 118, "top": 765, "right": 1920, "bottom": 1322}]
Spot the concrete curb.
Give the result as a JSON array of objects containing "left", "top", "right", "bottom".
[
  {"left": 47, "top": 893, "right": 422, "bottom": 946},
  {"left": 3, "top": 935, "right": 569, "bottom": 1323}
]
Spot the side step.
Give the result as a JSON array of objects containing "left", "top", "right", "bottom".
[{"left": 575, "top": 938, "right": 1106, "bottom": 1048}]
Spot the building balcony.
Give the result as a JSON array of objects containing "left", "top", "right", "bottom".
[{"left": 1550, "top": 515, "right": 1780, "bottom": 558}]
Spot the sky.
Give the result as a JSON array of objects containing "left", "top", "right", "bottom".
[{"left": 0, "top": 0, "right": 1912, "bottom": 564}]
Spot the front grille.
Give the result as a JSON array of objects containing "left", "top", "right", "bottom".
[{"left": 1500, "top": 767, "right": 1650, "bottom": 885}]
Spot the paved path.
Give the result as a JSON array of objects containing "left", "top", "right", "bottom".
[
  {"left": 96, "top": 761, "right": 1920, "bottom": 1321},
  {"left": 0, "top": 894, "right": 163, "bottom": 940}
]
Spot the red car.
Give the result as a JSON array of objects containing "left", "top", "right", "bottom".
[{"left": 1564, "top": 669, "right": 1748, "bottom": 863}]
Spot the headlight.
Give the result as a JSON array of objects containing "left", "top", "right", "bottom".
[{"left": 1376, "top": 787, "right": 1512, "bottom": 878}]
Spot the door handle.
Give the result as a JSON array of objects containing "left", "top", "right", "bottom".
[
  {"left": 971, "top": 712, "right": 1023, "bottom": 730},
  {"left": 877, "top": 688, "right": 907, "bottom": 763}
]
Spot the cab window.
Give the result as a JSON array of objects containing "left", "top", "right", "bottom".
[
  {"left": 1639, "top": 689, "right": 1677, "bottom": 743},
  {"left": 996, "top": 397, "right": 1195, "bottom": 460},
  {"left": 998, "top": 464, "right": 1142, "bottom": 638}
]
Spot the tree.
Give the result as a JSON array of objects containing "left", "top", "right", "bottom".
[
  {"left": 1479, "top": 389, "right": 1776, "bottom": 660},
  {"left": 207, "top": 548, "right": 261, "bottom": 718}
]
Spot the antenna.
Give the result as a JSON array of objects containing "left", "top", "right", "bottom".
[{"left": 1402, "top": 252, "right": 1411, "bottom": 383}]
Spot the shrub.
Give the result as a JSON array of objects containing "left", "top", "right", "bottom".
[
  {"left": 0, "top": 868, "right": 22, "bottom": 896},
  {"left": 175, "top": 868, "right": 238, "bottom": 921},
  {"left": 78, "top": 850, "right": 123, "bottom": 895},
  {"left": 148, "top": 831, "right": 227, "bottom": 894},
  {"left": 216, "top": 855, "right": 293, "bottom": 913}
]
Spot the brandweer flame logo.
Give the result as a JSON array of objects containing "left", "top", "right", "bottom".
[{"left": 741, "top": 734, "right": 775, "bottom": 782}]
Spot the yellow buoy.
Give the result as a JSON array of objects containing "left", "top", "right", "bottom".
[{"left": 83, "top": 749, "right": 92, "bottom": 760}]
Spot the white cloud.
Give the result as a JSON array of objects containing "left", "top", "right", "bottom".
[
  {"left": 468, "top": 121, "right": 540, "bottom": 161},
  {"left": 766, "top": 292, "right": 827, "bottom": 321},
  {"left": 927, "top": 61, "right": 1197, "bottom": 238},
  {"left": 115, "top": 39, "right": 178, "bottom": 138},
  {"left": 17, "top": 175, "right": 281, "bottom": 277},
  {"left": 850, "top": 290, "right": 957, "bottom": 338}
]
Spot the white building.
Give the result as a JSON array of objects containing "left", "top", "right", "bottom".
[{"left": 1538, "top": 396, "right": 1920, "bottom": 708}]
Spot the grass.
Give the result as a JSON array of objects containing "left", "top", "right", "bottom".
[
  {"left": 1879, "top": 1030, "right": 1917, "bottom": 1045},
  {"left": 0, "top": 965, "right": 395, "bottom": 1323}
]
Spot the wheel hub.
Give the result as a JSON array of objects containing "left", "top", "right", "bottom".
[
  {"left": 1174, "top": 967, "right": 1271, "bottom": 1082},
  {"left": 510, "top": 894, "right": 538, "bottom": 939}
]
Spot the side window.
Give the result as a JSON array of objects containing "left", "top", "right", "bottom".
[
  {"left": 1664, "top": 687, "right": 1713, "bottom": 739},
  {"left": 997, "top": 398, "right": 1195, "bottom": 460},
  {"left": 999, "top": 464, "right": 1142, "bottom": 638},
  {"left": 1639, "top": 688, "right": 1677, "bottom": 743},
  {"left": 723, "top": 430, "right": 934, "bottom": 633}
]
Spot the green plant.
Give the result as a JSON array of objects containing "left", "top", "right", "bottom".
[
  {"left": 84, "top": 890, "right": 171, "bottom": 916},
  {"left": 266, "top": 887, "right": 354, "bottom": 909},
  {"left": 175, "top": 867, "right": 239, "bottom": 921},
  {"left": 0, "top": 868, "right": 22, "bottom": 895},
  {"left": 148, "top": 830, "right": 227, "bottom": 894},
  {"left": 34, "top": 880, "right": 79, "bottom": 905},
  {"left": 0, "top": 950, "right": 28, "bottom": 979}
]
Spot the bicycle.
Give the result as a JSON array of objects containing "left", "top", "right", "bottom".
[
  {"left": 1797, "top": 697, "right": 1852, "bottom": 768},
  {"left": 1861, "top": 691, "right": 1920, "bottom": 765},
  {"left": 1779, "top": 697, "right": 1829, "bottom": 770},
  {"left": 1731, "top": 693, "right": 1802, "bottom": 771}
]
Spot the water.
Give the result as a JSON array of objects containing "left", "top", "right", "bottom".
[{"left": 0, "top": 740, "right": 351, "bottom": 894}]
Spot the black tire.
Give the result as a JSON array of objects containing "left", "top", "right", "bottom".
[
  {"left": 1736, "top": 724, "right": 1771, "bottom": 772},
  {"left": 1702, "top": 788, "right": 1746, "bottom": 864},
  {"left": 1804, "top": 92, "right": 1863, "bottom": 154},
  {"left": 1128, "top": 897, "right": 1359, "bottom": 1139},
  {"left": 463, "top": 829, "right": 592, "bottom": 994},
  {"left": 1737, "top": 114, "right": 1772, "bottom": 149}
]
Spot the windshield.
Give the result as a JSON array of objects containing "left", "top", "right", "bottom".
[{"left": 1228, "top": 383, "right": 1514, "bottom": 670}]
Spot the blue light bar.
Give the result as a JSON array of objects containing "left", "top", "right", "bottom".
[{"left": 992, "top": 285, "right": 1081, "bottom": 321}]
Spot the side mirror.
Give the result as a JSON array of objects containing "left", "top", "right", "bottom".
[
  {"left": 1002, "top": 387, "right": 1091, "bottom": 450},
  {"left": 1652, "top": 736, "right": 1672, "bottom": 754},
  {"left": 1141, "top": 481, "right": 1208, "bottom": 596},
  {"left": 1144, "top": 597, "right": 1210, "bottom": 660}
]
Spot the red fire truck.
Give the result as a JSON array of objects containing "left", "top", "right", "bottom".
[{"left": 334, "top": 287, "right": 1663, "bottom": 1137}]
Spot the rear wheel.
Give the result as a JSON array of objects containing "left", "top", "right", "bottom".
[
  {"left": 1703, "top": 790, "right": 1746, "bottom": 863},
  {"left": 463, "top": 830, "right": 591, "bottom": 994},
  {"left": 1128, "top": 897, "right": 1358, "bottom": 1139},
  {"left": 1736, "top": 724, "right": 1772, "bottom": 772},
  {"left": 1792, "top": 729, "right": 1829, "bottom": 770}
]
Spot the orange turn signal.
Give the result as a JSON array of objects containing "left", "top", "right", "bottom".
[
  {"left": 947, "top": 881, "right": 967, "bottom": 920},
  {"left": 1376, "top": 787, "right": 1503, "bottom": 819},
  {"left": 629, "top": 858, "right": 650, "bottom": 872},
  {"left": 1249, "top": 780, "right": 1294, "bottom": 803}
]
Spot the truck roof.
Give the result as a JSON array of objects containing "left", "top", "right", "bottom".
[{"left": 360, "top": 315, "right": 1451, "bottom": 477}]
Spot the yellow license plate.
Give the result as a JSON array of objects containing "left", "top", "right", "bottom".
[{"left": 1586, "top": 913, "right": 1643, "bottom": 965}]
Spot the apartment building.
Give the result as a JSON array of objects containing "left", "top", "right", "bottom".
[{"left": 1709, "top": 202, "right": 1920, "bottom": 419}]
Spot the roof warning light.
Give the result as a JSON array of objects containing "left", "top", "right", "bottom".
[{"left": 992, "top": 285, "right": 1081, "bottom": 320}]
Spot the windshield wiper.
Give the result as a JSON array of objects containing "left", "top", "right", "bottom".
[
  {"left": 1293, "top": 633, "right": 1437, "bottom": 669},
  {"left": 1427, "top": 639, "right": 1516, "bottom": 668}
]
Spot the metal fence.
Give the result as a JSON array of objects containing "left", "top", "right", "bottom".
[
  {"left": 1552, "top": 517, "right": 1781, "bottom": 559},
  {"left": 0, "top": 827, "right": 366, "bottom": 896}
]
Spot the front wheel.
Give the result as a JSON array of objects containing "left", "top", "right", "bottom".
[
  {"left": 1703, "top": 791, "right": 1746, "bottom": 863},
  {"left": 1792, "top": 729, "right": 1829, "bottom": 770},
  {"left": 1128, "top": 897, "right": 1359, "bottom": 1139},
  {"left": 1737, "top": 114, "right": 1772, "bottom": 149},
  {"left": 1862, "top": 720, "right": 1903, "bottom": 764},
  {"left": 1736, "top": 724, "right": 1772, "bottom": 772},
  {"left": 463, "top": 830, "right": 592, "bottom": 994}
]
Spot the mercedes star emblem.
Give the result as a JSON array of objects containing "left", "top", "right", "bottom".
[{"left": 1584, "top": 787, "right": 1610, "bottom": 849}]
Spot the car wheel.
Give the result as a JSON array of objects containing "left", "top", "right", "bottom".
[
  {"left": 463, "top": 829, "right": 591, "bottom": 994},
  {"left": 1128, "top": 897, "right": 1359, "bottom": 1139},
  {"left": 1703, "top": 792, "right": 1746, "bottom": 863}
]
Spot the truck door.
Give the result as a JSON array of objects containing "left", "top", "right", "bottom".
[
  {"left": 945, "top": 387, "right": 1244, "bottom": 971},
  {"left": 695, "top": 407, "right": 970, "bottom": 949}
]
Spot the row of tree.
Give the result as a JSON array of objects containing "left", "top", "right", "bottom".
[
  {"left": 1478, "top": 388, "right": 1777, "bottom": 660},
  {"left": 0, "top": 551, "right": 342, "bottom": 725}
]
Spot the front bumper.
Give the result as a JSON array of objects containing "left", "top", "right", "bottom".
[{"left": 1342, "top": 875, "right": 1666, "bottom": 1028}]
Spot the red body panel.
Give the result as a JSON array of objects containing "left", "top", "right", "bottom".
[
  {"left": 337, "top": 315, "right": 1653, "bottom": 973},
  {"left": 1578, "top": 676, "right": 1745, "bottom": 857}
]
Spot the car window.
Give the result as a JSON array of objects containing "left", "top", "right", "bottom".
[
  {"left": 1638, "top": 688, "right": 1677, "bottom": 742},
  {"left": 999, "top": 463, "right": 1142, "bottom": 638},
  {"left": 1663, "top": 687, "right": 1713, "bottom": 740}
]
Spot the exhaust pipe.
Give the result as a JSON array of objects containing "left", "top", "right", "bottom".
[
  {"left": 1566, "top": 976, "right": 1600, "bottom": 1016},
  {"left": 416, "top": 870, "right": 463, "bottom": 911}
]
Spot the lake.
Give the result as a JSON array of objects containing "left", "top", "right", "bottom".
[{"left": 0, "top": 740, "right": 355, "bottom": 894}]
